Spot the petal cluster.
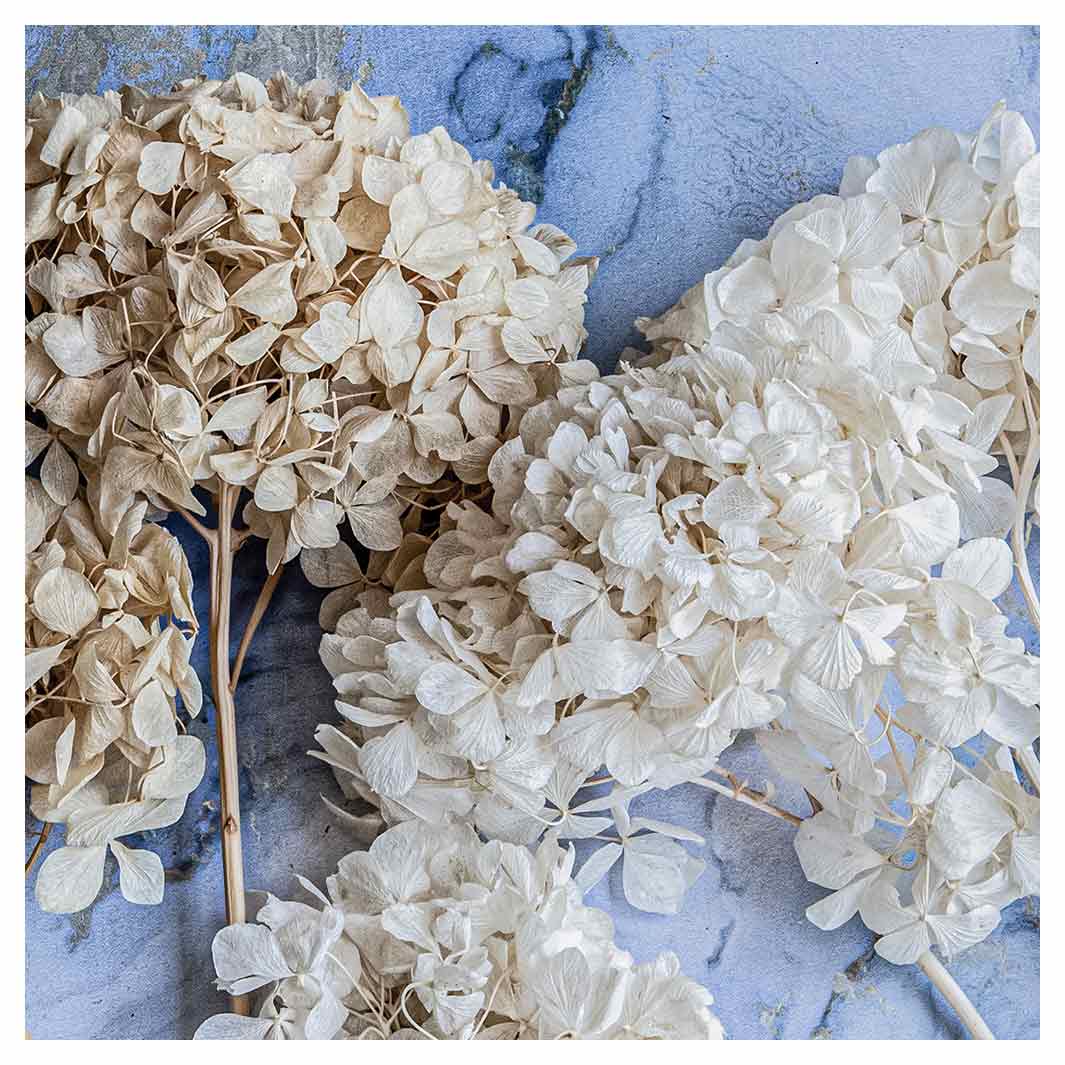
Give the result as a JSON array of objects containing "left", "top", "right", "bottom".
[
  {"left": 195, "top": 822, "right": 722, "bottom": 1040},
  {"left": 25, "top": 478, "right": 204, "bottom": 912},
  {"left": 24, "top": 70, "right": 591, "bottom": 915}
]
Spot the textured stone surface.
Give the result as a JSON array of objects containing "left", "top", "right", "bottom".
[{"left": 25, "top": 24, "right": 1039, "bottom": 1040}]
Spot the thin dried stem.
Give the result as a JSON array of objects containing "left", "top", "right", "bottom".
[
  {"left": 25, "top": 822, "right": 52, "bottom": 877},
  {"left": 581, "top": 774, "right": 612, "bottom": 787},
  {"left": 230, "top": 564, "right": 284, "bottom": 694},
  {"left": 693, "top": 774, "right": 803, "bottom": 827},
  {"left": 1011, "top": 436, "right": 1040, "bottom": 630},
  {"left": 207, "top": 483, "right": 249, "bottom": 1016},
  {"left": 917, "top": 951, "right": 994, "bottom": 1040},
  {"left": 998, "top": 431, "right": 1020, "bottom": 489},
  {"left": 175, "top": 504, "right": 215, "bottom": 546},
  {"left": 884, "top": 724, "right": 912, "bottom": 795},
  {"left": 874, "top": 704, "right": 919, "bottom": 741}
]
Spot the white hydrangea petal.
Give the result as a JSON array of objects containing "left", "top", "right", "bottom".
[
  {"left": 194, "top": 1014, "right": 275, "bottom": 1040},
  {"left": 622, "top": 834, "right": 705, "bottom": 916},
  {"left": 212, "top": 924, "right": 293, "bottom": 995},
  {"left": 926, "top": 906, "right": 1001, "bottom": 961},
  {"left": 358, "top": 721, "right": 419, "bottom": 798},
  {"left": 950, "top": 260, "right": 1034, "bottom": 334},
  {"left": 867, "top": 139, "right": 935, "bottom": 217},
  {"left": 794, "top": 812, "right": 884, "bottom": 890}
]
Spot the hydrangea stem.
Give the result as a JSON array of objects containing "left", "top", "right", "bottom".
[
  {"left": 207, "top": 483, "right": 249, "bottom": 1016},
  {"left": 230, "top": 563, "right": 284, "bottom": 693},
  {"left": 24, "top": 822, "right": 52, "bottom": 876},
  {"left": 177, "top": 483, "right": 285, "bottom": 1016},
  {"left": 1009, "top": 366, "right": 1040, "bottom": 631},
  {"left": 917, "top": 952, "right": 994, "bottom": 1040},
  {"left": 693, "top": 773, "right": 803, "bottom": 826}
]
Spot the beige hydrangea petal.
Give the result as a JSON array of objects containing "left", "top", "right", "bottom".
[
  {"left": 137, "top": 141, "right": 185, "bottom": 196},
  {"left": 33, "top": 566, "right": 99, "bottom": 636},
  {"left": 131, "top": 679, "right": 178, "bottom": 747},
  {"left": 224, "top": 152, "right": 296, "bottom": 218},
  {"left": 35, "top": 844, "right": 108, "bottom": 914},
  {"left": 230, "top": 261, "right": 298, "bottom": 325}
]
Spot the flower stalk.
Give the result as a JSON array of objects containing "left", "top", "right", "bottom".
[
  {"left": 693, "top": 773, "right": 803, "bottom": 827},
  {"left": 1011, "top": 428, "right": 1040, "bottom": 631},
  {"left": 917, "top": 952, "right": 994, "bottom": 1040},
  {"left": 24, "top": 822, "right": 52, "bottom": 877},
  {"left": 204, "top": 483, "right": 251, "bottom": 1016},
  {"left": 230, "top": 563, "right": 284, "bottom": 694}
]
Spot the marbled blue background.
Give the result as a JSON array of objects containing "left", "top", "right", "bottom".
[{"left": 25, "top": 25, "right": 1039, "bottom": 1040}]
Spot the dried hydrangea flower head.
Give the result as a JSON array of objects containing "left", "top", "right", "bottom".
[
  {"left": 25, "top": 476, "right": 203, "bottom": 912},
  {"left": 25, "top": 70, "right": 594, "bottom": 945},
  {"left": 25, "top": 70, "right": 595, "bottom": 568},
  {"left": 642, "top": 101, "right": 1040, "bottom": 619},
  {"left": 311, "top": 106, "right": 1038, "bottom": 1033},
  {"left": 638, "top": 104, "right": 1040, "bottom": 976},
  {"left": 195, "top": 821, "right": 722, "bottom": 1040}
]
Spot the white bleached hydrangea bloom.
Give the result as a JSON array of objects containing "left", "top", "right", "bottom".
[
  {"left": 310, "top": 103, "right": 1039, "bottom": 957},
  {"left": 642, "top": 101, "right": 1039, "bottom": 543},
  {"left": 195, "top": 821, "right": 722, "bottom": 1040},
  {"left": 25, "top": 70, "right": 594, "bottom": 566}
]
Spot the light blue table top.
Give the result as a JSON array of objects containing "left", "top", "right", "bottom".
[{"left": 25, "top": 25, "right": 1039, "bottom": 1039}]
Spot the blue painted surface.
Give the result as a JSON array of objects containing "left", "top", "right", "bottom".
[{"left": 25, "top": 25, "right": 1039, "bottom": 1039}]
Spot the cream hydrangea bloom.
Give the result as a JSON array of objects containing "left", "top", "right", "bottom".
[
  {"left": 195, "top": 821, "right": 722, "bottom": 1040},
  {"left": 24, "top": 68, "right": 594, "bottom": 919},
  {"left": 310, "top": 106, "right": 1038, "bottom": 952}
]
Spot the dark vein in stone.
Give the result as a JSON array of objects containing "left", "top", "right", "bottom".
[
  {"left": 503, "top": 27, "right": 598, "bottom": 203},
  {"left": 810, "top": 943, "right": 876, "bottom": 1037},
  {"left": 606, "top": 68, "right": 669, "bottom": 258}
]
